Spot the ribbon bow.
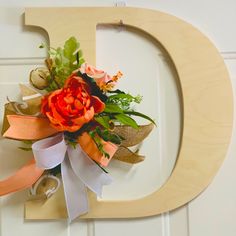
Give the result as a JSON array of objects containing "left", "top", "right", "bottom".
[{"left": 32, "top": 133, "right": 112, "bottom": 221}]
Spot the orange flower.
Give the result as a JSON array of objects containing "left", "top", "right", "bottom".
[
  {"left": 41, "top": 73, "right": 105, "bottom": 132},
  {"left": 112, "top": 71, "right": 123, "bottom": 82}
]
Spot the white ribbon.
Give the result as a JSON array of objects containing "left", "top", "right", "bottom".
[{"left": 32, "top": 133, "right": 112, "bottom": 222}]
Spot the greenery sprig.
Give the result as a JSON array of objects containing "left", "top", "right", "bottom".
[{"left": 40, "top": 37, "right": 85, "bottom": 91}]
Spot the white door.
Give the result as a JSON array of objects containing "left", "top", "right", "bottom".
[{"left": 1, "top": 1, "right": 236, "bottom": 236}]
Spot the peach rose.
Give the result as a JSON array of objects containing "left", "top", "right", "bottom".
[
  {"left": 79, "top": 63, "right": 115, "bottom": 91},
  {"left": 41, "top": 73, "right": 105, "bottom": 132}
]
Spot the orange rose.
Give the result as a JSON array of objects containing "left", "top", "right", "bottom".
[{"left": 41, "top": 73, "right": 105, "bottom": 132}]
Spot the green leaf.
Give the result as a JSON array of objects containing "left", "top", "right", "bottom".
[
  {"left": 107, "top": 133, "right": 122, "bottom": 144},
  {"left": 124, "top": 111, "right": 156, "bottom": 125},
  {"left": 99, "top": 129, "right": 122, "bottom": 144},
  {"left": 114, "top": 114, "right": 139, "bottom": 129},
  {"left": 94, "top": 116, "right": 111, "bottom": 129},
  {"left": 63, "top": 37, "right": 78, "bottom": 59},
  {"left": 104, "top": 104, "right": 123, "bottom": 113},
  {"left": 88, "top": 131, "right": 111, "bottom": 159},
  {"left": 107, "top": 93, "right": 134, "bottom": 100},
  {"left": 91, "top": 127, "right": 122, "bottom": 145},
  {"left": 107, "top": 93, "right": 142, "bottom": 110}
]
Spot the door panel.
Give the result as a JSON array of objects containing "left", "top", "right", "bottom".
[{"left": 0, "top": 2, "right": 235, "bottom": 236}]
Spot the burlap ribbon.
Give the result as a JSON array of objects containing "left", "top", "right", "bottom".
[{"left": 112, "top": 123, "right": 154, "bottom": 163}]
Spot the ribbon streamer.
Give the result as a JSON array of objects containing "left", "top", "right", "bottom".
[
  {"left": 0, "top": 159, "right": 43, "bottom": 196},
  {"left": 32, "top": 134, "right": 112, "bottom": 221},
  {"left": 3, "top": 115, "right": 58, "bottom": 140},
  {"left": 113, "top": 123, "right": 154, "bottom": 163}
]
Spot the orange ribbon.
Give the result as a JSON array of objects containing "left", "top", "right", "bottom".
[
  {"left": 3, "top": 115, "right": 58, "bottom": 140},
  {"left": 0, "top": 159, "right": 43, "bottom": 196},
  {"left": 78, "top": 132, "right": 118, "bottom": 167}
]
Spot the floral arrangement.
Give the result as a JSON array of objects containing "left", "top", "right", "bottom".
[{"left": 0, "top": 37, "right": 155, "bottom": 221}]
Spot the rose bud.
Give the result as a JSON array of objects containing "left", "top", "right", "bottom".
[{"left": 30, "top": 67, "right": 50, "bottom": 90}]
